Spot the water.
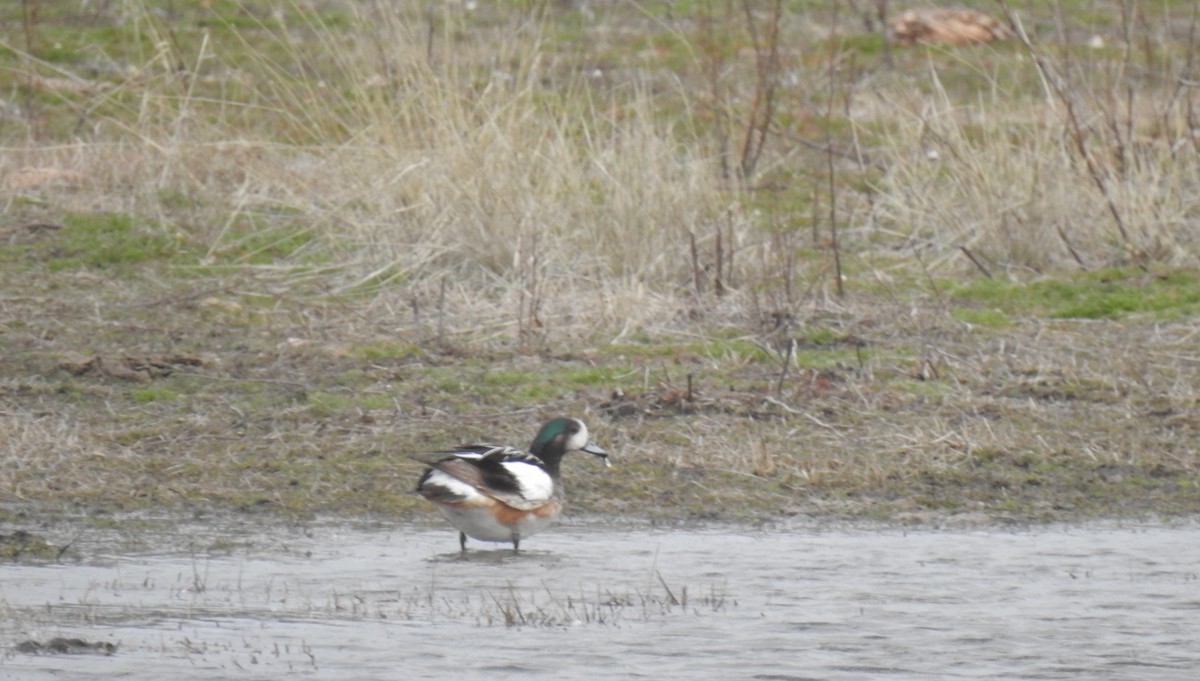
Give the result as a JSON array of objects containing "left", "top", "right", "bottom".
[{"left": 2, "top": 518, "right": 1198, "bottom": 679}]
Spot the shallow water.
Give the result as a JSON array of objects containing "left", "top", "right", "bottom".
[{"left": 2, "top": 517, "right": 1199, "bottom": 679}]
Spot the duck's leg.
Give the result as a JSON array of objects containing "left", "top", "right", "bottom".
[
  {"left": 512, "top": 535, "right": 520, "bottom": 553},
  {"left": 459, "top": 531, "right": 467, "bottom": 551}
]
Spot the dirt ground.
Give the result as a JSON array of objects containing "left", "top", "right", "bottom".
[{"left": 3, "top": 208, "right": 1199, "bottom": 527}]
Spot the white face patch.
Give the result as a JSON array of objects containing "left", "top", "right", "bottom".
[{"left": 565, "top": 419, "right": 590, "bottom": 452}]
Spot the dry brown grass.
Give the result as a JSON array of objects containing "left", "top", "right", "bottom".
[
  {"left": 6, "top": 2, "right": 1197, "bottom": 291},
  {"left": 869, "top": 32, "right": 1200, "bottom": 274},
  {"left": 2, "top": 1, "right": 1199, "bottom": 523}
]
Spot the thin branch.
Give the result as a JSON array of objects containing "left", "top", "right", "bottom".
[
  {"left": 959, "top": 246, "right": 993, "bottom": 279},
  {"left": 995, "top": 2, "right": 1139, "bottom": 264}
]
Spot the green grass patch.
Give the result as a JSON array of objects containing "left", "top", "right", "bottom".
[
  {"left": 793, "top": 347, "right": 866, "bottom": 369},
  {"left": 307, "top": 390, "right": 394, "bottom": 416},
  {"left": 131, "top": 387, "right": 176, "bottom": 403},
  {"left": 951, "top": 307, "right": 1012, "bottom": 328},
  {"left": 479, "top": 369, "right": 569, "bottom": 402},
  {"left": 682, "top": 337, "right": 773, "bottom": 363},
  {"left": 599, "top": 342, "right": 691, "bottom": 360},
  {"left": 562, "top": 365, "right": 627, "bottom": 385},
  {"left": 949, "top": 269, "right": 1200, "bottom": 319},
  {"left": 804, "top": 326, "right": 838, "bottom": 345},
  {"left": 206, "top": 219, "right": 318, "bottom": 266},
  {"left": 34, "top": 213, "right": 181, "bottom": 273},
  {"left": 832, "top": 32, "right": 887, "bottom": 57},
  {"left": 353, "top": 341, "right": 424, "bottom": 362}
]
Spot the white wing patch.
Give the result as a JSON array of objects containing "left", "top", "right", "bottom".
[
  {"left": 499, "top": 460, "right": 554, "bottom": 506},
  {"left": 420, "top": 469, "right": 489, "bottom": 504}
]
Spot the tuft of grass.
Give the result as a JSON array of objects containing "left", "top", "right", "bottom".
[{"left": 0, "top": 530, "right": 60, "bottom": 561}]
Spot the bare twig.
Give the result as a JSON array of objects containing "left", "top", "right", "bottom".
[
  {"left": 696, "top": 4, "right": 731, "bottom": 179},
  {"left": 959, "top": 246, "right": 993, "bottom": 279},
  {"left": 55, "top": 532, "right": 83, "bottom": 562},
  {"left": 655, "top": 571, "right": 680, "bottom": 606},
  {"left": 689, "top": 229, "right": 703, "bottom": 295},
  {"left": 737, "top": 0, "right": 784, "bottom": 179},
  {"left": 996, "top": 2, "right": 1140, "bottom": 266},
  {"left": 21, "top": 0, "right": 38, "bottom": 137},
  {"left": 876, "top": 0, "right": 892, "bottom": 69},
  {"left": 714, "top": 223, "right": 724, "bottom": 296},
  {"left": 437, "top": 276, "right": 447, "bottom": 345},
  {"left": 1056, "top": 224, "right": 1088, "bottom": 269},
  {"left": 826, "top": 3, "right": 845, "bottom": 298},
  {"left": 425, "top": 3, "right": 436, "bottom": 64},
  {"left": 775, "top": 338, "right": 795, "bottom": 396}
]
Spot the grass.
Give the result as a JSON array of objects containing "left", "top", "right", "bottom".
[
  {"left": 950, "top": 269, "right": 1200, "bottom": 319},
  {"left": 1, "top": 0, "right": 1199, "bottom": 526}
]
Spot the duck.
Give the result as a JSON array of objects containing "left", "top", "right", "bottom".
[{"left": 412, "top": 417, "right": 610, "bottom": 552}]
